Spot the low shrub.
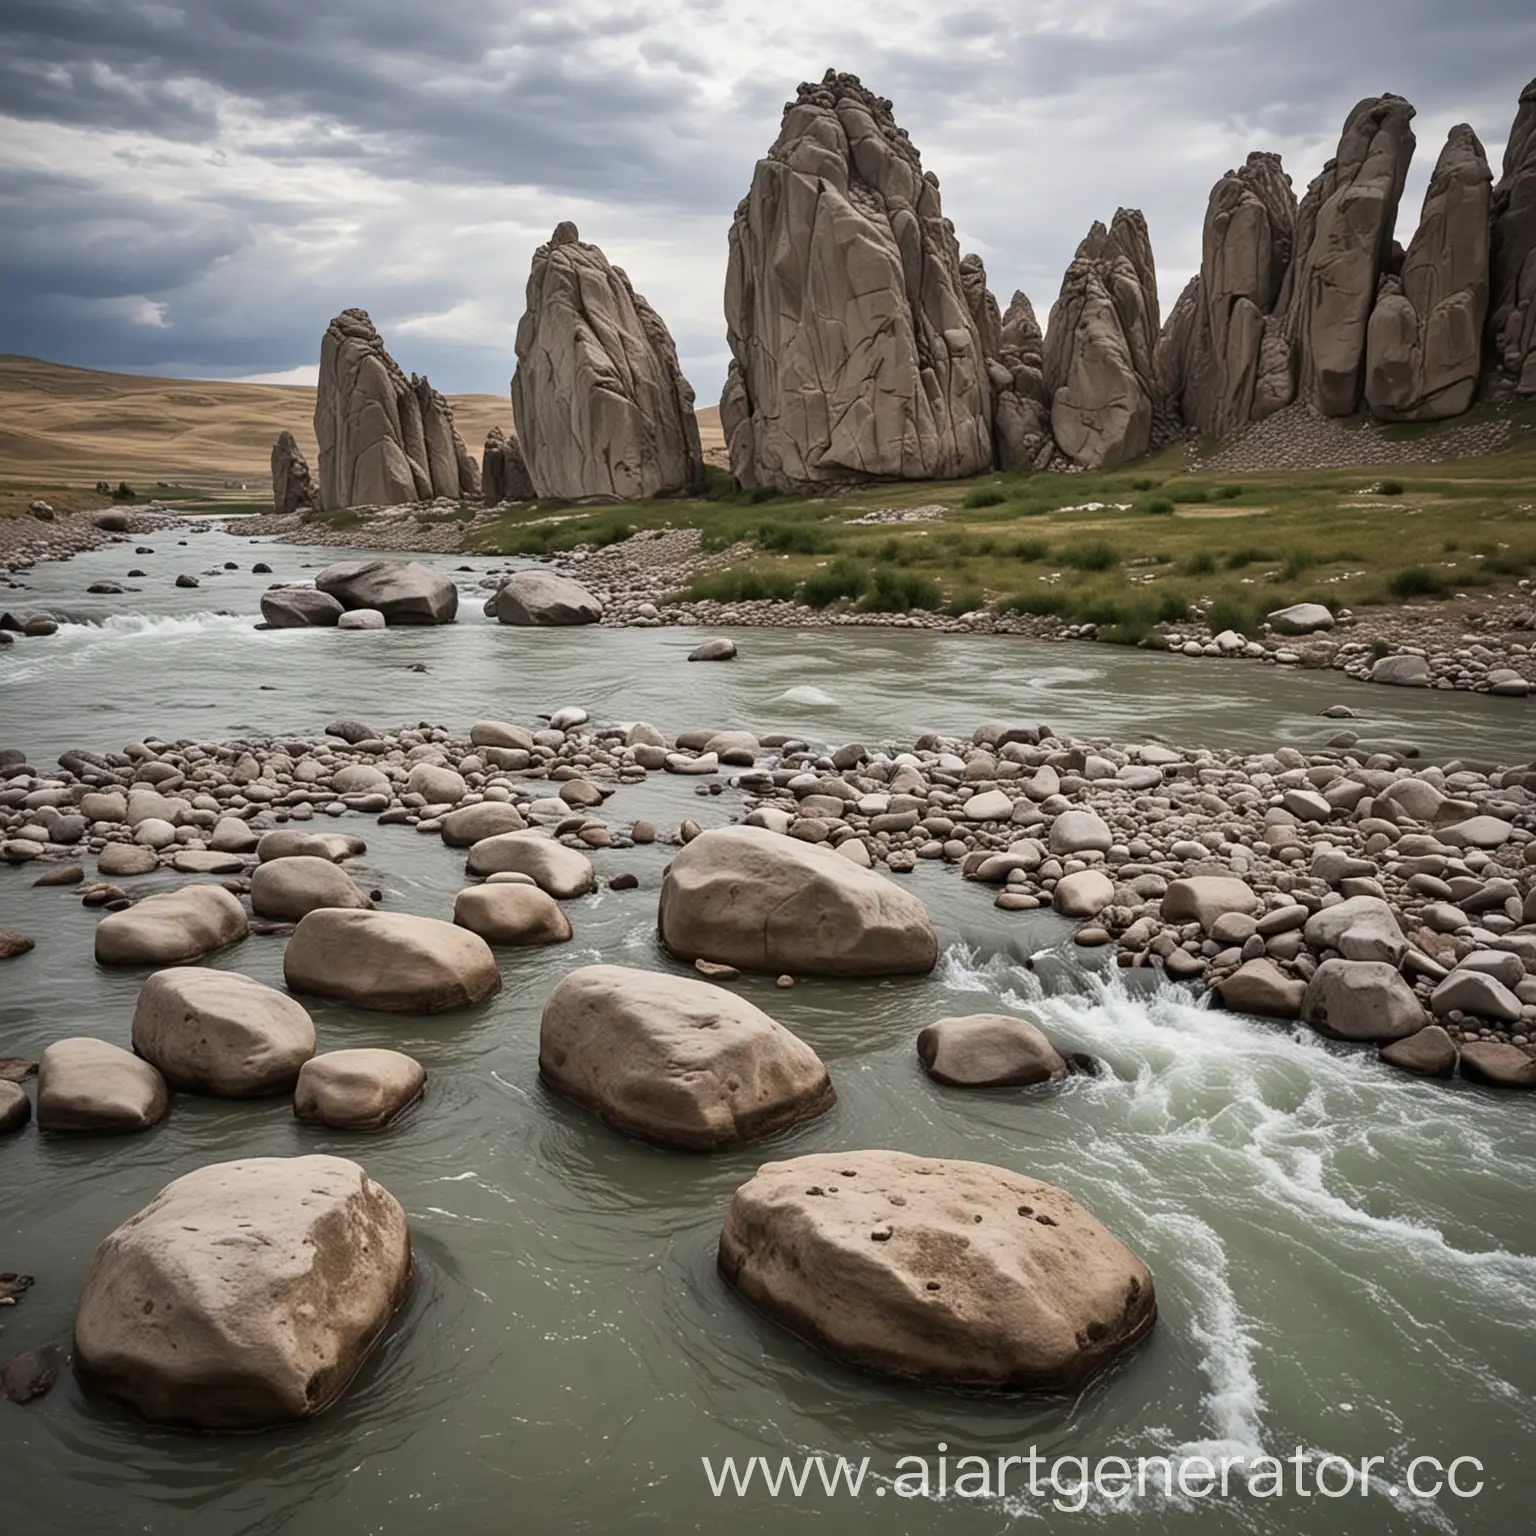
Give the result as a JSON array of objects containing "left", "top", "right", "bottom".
[
  {"left": 997, "top": 589, "right": 1071, "bottom": 618},
  {"left": 1061, "top": 539, "right": 1117, "bottom": 572},
  {"left": 1181, "top": 551, "right": 1217, "bottom": 576},
  {"left": 1389, "top": 565, "right": 1454, "bottom": 599},
  {"left": 1205, "top": 596, "right": 1253, "bottom": 636},
  {"left": 756, "top": 521, "right": 835, "bottom": 555},
  {"left": 963, "top": 486, "right": 1009, "bottom": 509},
  {"left": 857, "top": 565, "right": 942, "bottom": 612},
  {"left": 1224, "top": 545, "right": 1270, "bottom": 570},
  {"left": 798, "top": 557, "right": 869, "bottom": 609},
  {"left": 1377, "top": 479, "right": 1405, "bottom": 496},
  {"left": 1005, "top": 536, "right": 1052, "bottom": 562},
  {"left": 1144, "top": 497, "right": 1176, "bottom": 516},
  {"left": 680, "top": 568, "right": 799, "bottom": 604},
  {"left": 944, "top": 587, "right": 986, "bottom": 617},
  {"left": 1217, "top": 484, "right": 1244, "bottom": 500}
]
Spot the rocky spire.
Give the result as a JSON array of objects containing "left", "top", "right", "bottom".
[
  {"left": 720, "top": 70, "right": 994, "bottom": 491},
  {"left": 482, "top": 425, "right": 533, "bottom": 505},
  {"left": 1365, "top": 124, "right": 1492, "bottom": 420},
  {"left": 269, "top": 429, "right": 316, "bottom": 515},
  {"left": 1487, "top": 77, "right": 1536, "bottom": 396},
  {"left": 510, "top": 222, "right": 703, "bottom": 501},
  {"left": 1041, "top": 209, "right": 1162, "bottom": 468},
  {"left": 314, "top": 309, "right": 479, "bottom": 509}
]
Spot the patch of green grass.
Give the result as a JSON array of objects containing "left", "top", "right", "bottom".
[
  {"left": 1205, "top": 595, "right": 1254, "bottom": 636},
  {"left": 1388, "top": 565, "right": 1455, "bottom": 599},
  {"left": 1216, "top": 484, "right": 1245, "bottom": 500},
  {"left": 1061, "top": 539, "right": 1117, "bottom": 572},
  {"left": 1005, "top": 536, "right": 1052, "bottom": 562},
  {"left": 757, "top": 520, "right": 835, "bottom": 555},
  {"left": 944, "top": 587, "right": 986, "bottom": 617},
  {"left": 963, "top": 486, "right": 1009, "bottom": 509},
  {"left": 679, "top": 568, "right": 800, "bottom": 604},
  {"left": 1223, "top": 544, "right": 1270, "bottom": 569},
  {"left": 857, "top": 565, "right": 942, "bottom": 612},
  {"left": 1377, "top": 479, "right": 1405, "bottom": 496},
  {"left": 799, "top": 557, "right": 868, "bottom": 609},
  {"left": 1145, "top": 497, "right": 1176, "bottom": 515},
  {"left": 997, "top": 589, "right": 1072, "bottom": 618},
  {"left": 1182, "top": 551, "right": 1217, "bottom": 576}
]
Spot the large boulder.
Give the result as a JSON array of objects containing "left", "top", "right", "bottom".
[
  {"left": 131, "top": 968, "right": 315, "bottom": 1096},
  {"left": 1365, "top": 124, "right": 1492, "bottom": 420},
  {"left": 453, "top": 883, "right": 572, "bottom": 946},
  {"left": 250, "top": 856, "right": 371, "bottom": 922},
  {"left": 481, "top": 425, "right": 534, "bottom": 505},
  {"left": 260, "top": 587, "right": 344, "bottom": 628},
  {"left": 94, "top": 886, "right": 249, "bottom": 966},
  {"left": 718, "top": 1150, "right": 1156, "bottom": 1391},
  {"left": 720, "top": 71, "right": 993, "bottom": 491},
  {"left": 1042, "top": 209, "right": 1163, "bottom": 468},
  {"left": 37, "top": 1038, "right": 168, "bottom": 1133},
  {"left": 510, "top": 222, "right": 703, "bottom": 500},
  {"left": 492, "top": 571, "right": 602, "bottom": 626},
  {"left": 1303, "top": 895, "right": 1408, "bottom": 965},
  {"left": 440, "top": 802, "right": 527, "bottom": 846},
  {"left": 658, "top": 825, "right": 937, "bottom": 978},
  {"left": 294, "top": 1051, "right": 426, "bottom": 1131},
  {"left": 284, "top": 909, "right": 500, "bottom": 1013},
  {"left": 1154, "top": 152, "right": 1298, "bottom": 436},
  {"left": 1459, "top": 1041, "right": 1536, "bottom": 1090},
  {"left": 464, "top": 832, "right": 595, "bottom": 898},
  {"left": 72, "top": 1155, "right": 410, "bottom": 1427},
  {"left": 1301, "top": 958, "right": 1426, "bottom": 1042},
  {"left": 1160, "top": 876, "right": 1261, "bottom": 931},
  {"left": 1266, "top": 602, "right": 1334, "bottom": 636},
  {"left": 257, "top": 829, "right": 366, "bottom": 863},
  {"left": 314, "top": 559, "right": 457, "bottom": 625},
  {"left": 1213, "top": 959, "right": 1306, "bottom": 1019},
  {"left": 1487, "top": 77, "right": 1536, "bottom": 397},
  {"left": 916, "top": 1014, "right": 1068, "bottom": 1088},
  {"left": 270, "top": 429, "right": 317, "bottom": 515},
  {"left": 1285, "top": 95, "right": 1418, "bottom": 416},
  {"left": 539, "top": 965, "right": 834, "bottom": 1149},
  {"left": 314, "top": 308, "right": 478, "bottom": 508}
]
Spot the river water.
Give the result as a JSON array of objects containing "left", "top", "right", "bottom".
[{"left": 1, "top": 524, "right": 1533, "bottom": 1535}]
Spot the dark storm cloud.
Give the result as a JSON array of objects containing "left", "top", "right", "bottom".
[{"left": 0, "top": 0, "right": 1532, "bottom": 395}]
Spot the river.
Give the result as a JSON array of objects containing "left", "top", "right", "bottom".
[{"left": 1, "top": 522, "right": 1532, "bottom": 1535}]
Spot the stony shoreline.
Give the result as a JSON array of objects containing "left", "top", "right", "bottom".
[
  {"left": 0, "top": 506, "right": 190, "bottom": 581},
  {"left": 3, "top": 705, "right": 1533, "bottom": 1091}
]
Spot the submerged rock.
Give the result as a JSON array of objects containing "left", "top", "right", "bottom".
[
  {"left": 916, "top": 1014, "right": 1067, "bottom": 1088},
  {"left": 73, "top": 1155, "right": 411, "bottom": 1427},
  {"left": 718, "top": 1150, "right": 1156, "bottom": 1391},
  {"left": 294, "top": 1050, "right": 426, "bottom": 1131}
]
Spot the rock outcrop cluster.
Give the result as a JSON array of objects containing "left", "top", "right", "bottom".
[
  {"left": 314, "top": 309, "right": 480, "bottom": 510},
  {"left": 510, "top": 223, "right": 703, "bottom": 501},
  {"left": 1488, "top": 77, "right": 1536, "bottom": 397},
  {"left": 269, "top": 431, "right": 316, "bottom": 515},
  {"left": 481, "top": 426, "right": 533, "bottom": 505},
  {"left": 720, "top": 71, "right": 994, "bottom": 491}
]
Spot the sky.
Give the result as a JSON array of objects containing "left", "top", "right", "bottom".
[{"left": 2, "top": 0, "right": 1533, "bottom": 409}]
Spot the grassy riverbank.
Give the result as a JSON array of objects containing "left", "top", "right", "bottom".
[{"left": 465, "top": 413, "right": 1536, "bottom": 643}]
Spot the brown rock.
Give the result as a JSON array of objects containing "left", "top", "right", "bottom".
[
  {"left": 250, "top": 855, "right": 371, "bottom": 921},
  {"left": 452, "top": 883, "right": 572, "bottom": 946},
  {"left": 1379, "top": 1024, "right": 1458, "bottom": 1078},
  {"left": 718, "top": 1150, "right": 1156, "bottom": 1391},
  {"left": 93, "top": 885, "right": 249, "bottom": 966},
  {"left": 0, "top": 927, "right": 34, "bottom": 959},
  {"left": 270, "top": 429, "right": 317, "bottom": 515},
  {"left": 1487, "top": 77, "right": 1536, "bottom": 396},
  {"left": 538, "top": 965, "right": 834, "bottom": 1150},
  {"left": 1459, "top": 1041, "right": 1536, "bottom": 1090},
  {"left": 481, "top": 425, "right": 534, "bottom": 505},
  {"left": 916, "top": 1014, "right": 1067, "bottom": 1088},
  {"left": 294, "top": 1050, "right": 426, "bottom": 1131},
  {"left": 37, "top": 1038, "right": 168, "bottom": 1133}
]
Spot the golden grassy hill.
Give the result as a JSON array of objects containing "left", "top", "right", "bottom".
[{"left": 0, "top": 355, "right": 728, "bottom": 492}]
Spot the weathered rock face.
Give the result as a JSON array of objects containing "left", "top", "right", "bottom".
[
  {"left": 1487, "top": 78, "right": 1536, "bottom": 396},
  {"left": 721, "top": 70, "right": 994, "bottom": 492},
  {"left": 1154, "top": 153, "right": 1298, "bottom": 437},
  {"left": 538, "top": 965, "right": 835, "bottom": 1149},
  {"left": 314, "top": 308, "right": 478, "bottom": 509},
  {"left": 284, "top": 910, "right": 501, "bottom": 1014},
  {"left": 1283, "top": 95, "right": 1417, "bottom": 416},
  {"left": 718, "top": 1150, "right": 1156, "bottom": 1391},
  {"left": 481, "top": 426, "right": 534, "bottom": 506},
  {"left": 73, "top": 1155, "right": 410, "bottom": 1427},
  {"left": 131, "top": 968, "right": 315, "bottom": 1097},
  {"left": 959, "top": 254, "right": 1057, "bottom": 471},
  {"left": 270, "top": 430, "right": 317, "bottom": 515},
  {"left": 314, "top": 559, "right": 458, "bottom": 625},
  {"left": 1365, "top": 125, "right": 1492, "bottom": 420},
  {"left": 658, "top": 825, "right": 938, "bottom": 977},
  {"left": 1042, "top": 209, "right": 1162, "bottom": 468},
  {"left": 510, "top": 223, "right": 702, "bottom": 501}
]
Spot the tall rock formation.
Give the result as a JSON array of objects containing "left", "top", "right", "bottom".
[
  {"left": 1282, "top": 95, "right": 1417, "bottom": 416},
  {"left": 482, "top": 426, "right": 534, "bottom": 505},
  {"left": 720, "top": 70, "right": 994, "bottom": 491},
  {"left": 510, "top": 223, "right": 703, "bottom": 502},
  {"left": 1042, "top": 210, "right": 1162, "bottom": 468},
  {"left": 1488, "top": 77, "right": 1536, "bottom": 396},
  {"left": 959, "top": 255, "right": 1057, "bottom": 470},
  {"left": 1365, "top": 125, "right": 1492, "bottom": 420},
  {"left": 1154, "top": 153, "right": 1298, "bottom": 437},
  {"left": 314, "top": 309, "right": 479, "bottom": 509},
  {"left": 270, "top": 430, "right": 316, "bottom": 515}
]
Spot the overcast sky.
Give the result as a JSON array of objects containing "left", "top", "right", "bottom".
[{"left": 2, "top": 0, "right": 1533, "bottom": 409}]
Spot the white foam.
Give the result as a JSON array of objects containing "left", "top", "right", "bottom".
[
  {"left": 774, "top": 685, "right": 839, "bottom": 707},
  {"left": 59, "top": 611, "right": 254, "bottom": 638}
]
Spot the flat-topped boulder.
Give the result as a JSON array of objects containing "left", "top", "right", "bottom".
[
  {"left": 453, "top": 884, "right": 572, "bottom": 946},
  {"left": 1213, "top": 958, "right": 1306, "bottom": 1019},
  {"left": 0, "top": 1080, "right": 29, "bottom": 1134},
  {"left": 916, "top": 1014, "right": 1068, "bottom": 1088},
  {"left": 464, "top": 831, "right": 595, "bottom": 898},
  {"left": 1266, "top": 603, "right": 1334, "bottom": 635},
  {"left": 315, "top": 560, "right": 457, "bottom": 625},
  {"left": 284, "top": 909, "right": 500, "bottom": 1013},
  {"left": 37, "top": 1038, "right": 168, "bottom": 1133},
  {"left": 250, "top": 856, "right": 371, "bottom": 921},
  {"left": 718, "top": 1150, "right": 1156, "bottom": 1391},
  {"left": 257, "top": 830, "right": 366, "bottom": 863},
  {"left": 539, "top": 965, "right": 834, "bottom": 1149},
  {"left": 659, "top": 825, "right": 937, "bottom": 978},
  {"left": 492, "top": 571, "right": 603, "bottom": 627},
  {"left": 131, "top": 968, "right": 315, "bottom": 1097},
  {"left": 294, "top": 1050, "right": 426, "bottom": 1130},
  {"left": 260, "top": 587, "right": 344, "bottom": 629},
  {"left": 440, "top": 802, "right": 528, "bottom": 846},
  {"left": 73, "top": 1155, "right": 411, "bottom": 1427},
  {"left": 94, "top": 886, "right": 249, "bottom": 966},
  {"left": 1303, "top": 895, "right": 1408, "bottom": 965},
  {"left": 1160, "top": 876, "right": 1261, "bottom": 931}
]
